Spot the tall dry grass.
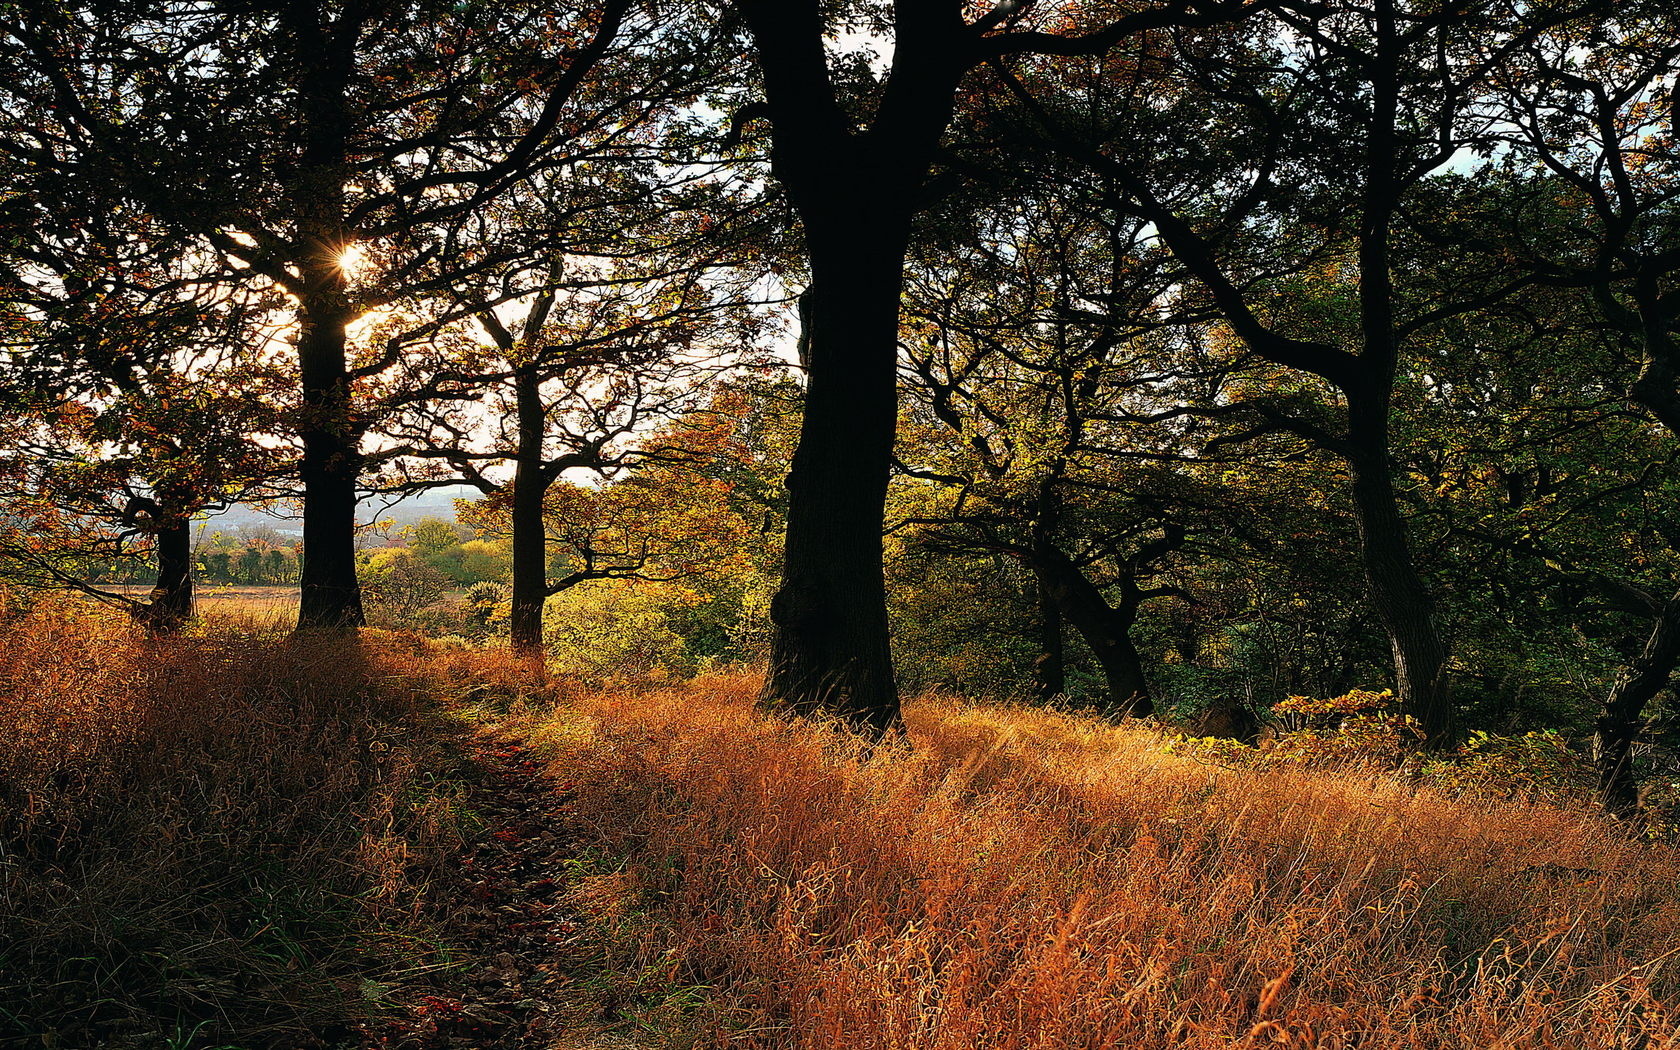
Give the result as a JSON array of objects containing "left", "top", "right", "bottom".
[
  {"left": 521, "top": 674, "right": 1680, "bottom": 1049},
  {"left": 0, "top": 601, "right": 497, "bottom": 1048}
]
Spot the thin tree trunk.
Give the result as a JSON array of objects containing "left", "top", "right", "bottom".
[
  {"left": 509, "top": 365, "right": 549, "bottom": 654},
  {"left": 1342, "top": 17, "right": 1453, "bottom": 743},
  {"left": 1034, "top": 564, "right": 1066, "bottom": 703},
  {"left": 1594, "top": 591, "right": 1680, "bottom": 815}
]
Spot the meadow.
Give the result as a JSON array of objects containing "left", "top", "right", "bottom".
[
  {"left": 3, "top": 602, "right": 1677, "bottom": 1048},
  {"left": 100, "top": 584, "right": 302, "bottom": 624}
]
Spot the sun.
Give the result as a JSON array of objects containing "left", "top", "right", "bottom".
[{"left": 337, "top": 243, "right": 368, "bottom": 278}]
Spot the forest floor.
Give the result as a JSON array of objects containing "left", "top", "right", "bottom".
[{"left": 355, "top": 725, "right": 652, "bottom": 1050}]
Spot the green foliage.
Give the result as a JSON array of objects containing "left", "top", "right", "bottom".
[
  {"left": 544, "top": 581, "right": 703, "bottom": 683},
  {"left": 1413, "top": 730, "right": 1598, "bottom": 803},
  {"left": 887, "top": 547, "right": 1043, "bottom": 699},
  {"left": 360, "top": 550, "right": 452, "bottom": 630}
]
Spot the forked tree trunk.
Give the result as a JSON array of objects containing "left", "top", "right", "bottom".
[
  {"left": 740, "top": 0, "right": 964, "bottom": 735},
  {"left": 508, "top": 365, "right": 550, "bottom": 654},
  {"left": 1032, "top": 543, "right": 1153, "bottom": 718},
  {"left": 1594, "top": 591, "right": 1680, "bottom": 816}
]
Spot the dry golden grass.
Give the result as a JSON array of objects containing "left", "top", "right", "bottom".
[
  {"left": 8, "top": 606, "right": 1677, "bottom": 1049},
  {"left": 517, "top": 674, "right": 1680, "bottom": 1049},
  {"left": 93, "top": 583, "right": 303, "bottom": 629},
  {"left": 0, "top": 601, "right": 515, "bottom": 1048}
]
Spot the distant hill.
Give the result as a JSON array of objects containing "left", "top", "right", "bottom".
[{"left": 195, "top": 486, "right": 482, "bottom": 540}]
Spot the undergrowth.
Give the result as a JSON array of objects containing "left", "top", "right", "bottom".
[
  {"left": 0, "top": 602, "right": 556, "bottom": 1049},
  {"left": 506, "top": 673, "right": 1680, "bottom": 1049},
  {"left": 9, "top": 607, "right": 1680, "bottom": 1049}
]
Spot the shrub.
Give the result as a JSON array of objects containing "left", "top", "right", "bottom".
[
  {"left": 362, "top": 551, "right": 454, "bottom": 628},
  {"left": 544, "top": 580, "right": 702, "bottom": 683}
]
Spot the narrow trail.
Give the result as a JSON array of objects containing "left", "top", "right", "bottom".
[{"left": 360, "top": 729, "right": 645, "bottom": 1050}]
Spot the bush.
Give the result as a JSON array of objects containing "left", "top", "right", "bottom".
[
  {"left": 544, "top": 580, "right": 701, "bottom": 683},
  {"left": 362, "top": 551, "right": 454, "bottom": 628},
  {"left": 1415, "top": 729, "right": 1598, "bottom": 803}
]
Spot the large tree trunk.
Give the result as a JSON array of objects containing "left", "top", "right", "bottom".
[
  {"left": 760, "top": 234, "right": 905, "bottom": 732},
  {"left": 740, "top": 0, "right": 963, "bottom": 735},
  {"left": 291, "top": 11, "right": 364, "bottom": 631},
  {"left": 1594, "top": 591, "right": 1680, "bottom": 815},
  {"left": 141, "top": 515, "right": 194, "bottom": 634},
  {"left": 1032, "top": 543, "right": 1153, "bottom": 717},
  {"left": 508, "top": 365, "right": 549, "bottom": 654}
]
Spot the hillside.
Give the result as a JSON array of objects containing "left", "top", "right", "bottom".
[{"left": 2, "top": 605, "right": 1676, "bottom": 1049}]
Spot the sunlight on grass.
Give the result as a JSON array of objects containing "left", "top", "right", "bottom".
[{"left": 509, "top": 673, "right": 1680, "bottom": 1050}]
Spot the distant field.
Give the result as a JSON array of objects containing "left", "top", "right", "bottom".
[{"left": 103, "top": 584, "right": 300, "bottom": 623}]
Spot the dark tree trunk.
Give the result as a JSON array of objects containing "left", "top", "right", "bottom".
[
  {"left": 1345, "top": 404, "right": 1453, "bottom": 745},
  {"left": 760, "top": 233, "right": 906, "bottom": 732},
  {"left": 1594, "top": 591, "right": 1680, "bottom": 815},
  {"left": 296, "top": 300, "right": 365, "bottom": 629},
  {"left": 291, "top": 13, "right": 364, "bottom": 631},
  {"left": 740, "top": 0, "right": 965, "bottom": 734},
  {"left": 1033, "top": 563, "right": 1066, "bottom": 703},
  {"left": 1032, "top": 543, "right": 1153, "bottom": 717},
  {"left": 509, "top": 365, "right": 550, "bottom": 654},
  {"left": 1345, "top": 34, "right": 1454, "bottom": 745},
  {"left": 141, "top": 516, "right": 194, "bottom": 634}
]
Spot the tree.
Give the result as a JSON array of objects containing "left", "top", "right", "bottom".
[
  {"left": 1482, "top": 4, "right": 1680, "bottom": 810},
  {"left": 2, "top": 0, "right": 684, "bottom": 629},
  {"left": 0, "top": 169, "right": 283, "bottom": 629},
  {"left": 728, "top": 0, "right": 1278, "bottom": 732},
  {"left": 374, "top": 243, "right": 759, "bottom": 652},
  {"left": 895, "top": 174, "right": 1220, "bottom": 714},
  {"left": 988, "top": 1, "right": 1605, "bottom": 744}
]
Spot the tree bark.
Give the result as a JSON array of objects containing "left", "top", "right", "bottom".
[
  {"left": 509, "top": 364, "right": 550, "bottom": 654},
  {"left": 1034, "top": 564, "right": 1066, "bottom": 703},
  {"left": 740, "top": 0, "right": 965, "bottom": 734},
  {"left": 761, "top": 235, "right": 906, "bottom": 732},
  {"left": 1594, "top": 590, "right": 1680, "bottom": 815},
  {"left": 141, "top": 515, "right": 194, "bottom": 634},
  {"left": 291, "top": 6, "right": 365, "bottom": 630},
  {"left": 295, "top": 297, "right": 365, "bottom": 629},
  {"left": 1031, "top": 541, "right": 1153, "bottom": 717},
  {"left": 1345, "top": 420, "right": 1453, "bottom": 745}
]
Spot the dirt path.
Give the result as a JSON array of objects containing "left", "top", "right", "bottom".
[{"left": 360, "top": 731, "right": 645, "bottom": 1050}]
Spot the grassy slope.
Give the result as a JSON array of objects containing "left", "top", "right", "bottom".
[
  {"left": 510, "top": 676, "right": 1680, "bottom": 1049},
  {"left": 0, "top": 603, "right": 496, "bottom": 1048},
  {"left": 4, "top": 605, "right": 1678, "bottom": 1048}
]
